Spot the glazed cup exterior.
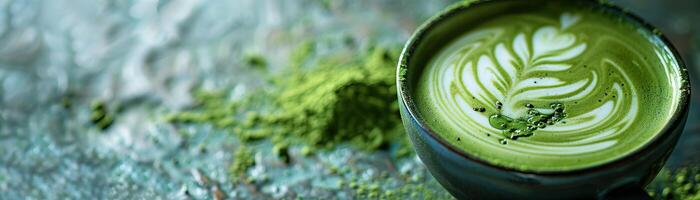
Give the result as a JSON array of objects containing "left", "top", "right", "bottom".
[{"left": 396, "top": 0, "right": 691, "bottom": 199}]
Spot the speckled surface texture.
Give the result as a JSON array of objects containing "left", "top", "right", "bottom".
[{"left": 0, "top": 0, "right": 698, "bottom": 199}]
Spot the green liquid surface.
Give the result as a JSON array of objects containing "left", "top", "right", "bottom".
[{"left": 414, "top": 3, "right": 683, "bottom": 171}]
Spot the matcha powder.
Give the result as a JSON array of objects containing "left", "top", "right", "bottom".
[
  {"left": 647, "top": 167, "right": 700, "bottom": 199},
  {"left": 167, "top": 43, "right": 410, "bottom": 156},
  {"left": 271, "top": 46, "right": 404, "bottom": 150}
]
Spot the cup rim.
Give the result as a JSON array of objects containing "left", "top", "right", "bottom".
[{"left": 397, "top": 0, "right": 691, "bottom": 175}]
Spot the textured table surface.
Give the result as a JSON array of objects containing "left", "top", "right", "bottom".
[{"left": 0, "top": 0, "right": 698, "bottom": 199}]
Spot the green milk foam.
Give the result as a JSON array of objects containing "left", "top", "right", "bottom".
[{"left": 414, "top": 5, "right": 683, "bottom": 171}]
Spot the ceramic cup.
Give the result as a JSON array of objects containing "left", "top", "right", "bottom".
[{"left": 396, "top": 0, "right": 691, "bottom": 199}]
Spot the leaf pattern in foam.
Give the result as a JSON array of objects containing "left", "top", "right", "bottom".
[{"left": 458, "top": 13, "right": 591, "bottom": 117}]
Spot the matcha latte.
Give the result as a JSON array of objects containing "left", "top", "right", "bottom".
[{"left": 414, "top": 5, "right": 684, "bottom": 171}]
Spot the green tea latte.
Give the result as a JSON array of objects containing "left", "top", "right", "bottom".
[{"left": 414, "top": 5, "right": 684, "bottom": 171}]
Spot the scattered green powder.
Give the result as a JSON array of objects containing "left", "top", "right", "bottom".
[
  {"left": 243, "top": 52, "right": 268, "bottom": 69},
  {"left": 167, "top": 42, "right": 410, "bottom": 157},
  {"left": 229, "top": 145, "right": 255, "bottom": 179},
  {"left": 300, "top": 145, "right": 313, "bottom": 156},
  {"left": 273, "top": 142, "right": 291, "bottom": 164},
  {"left": 61, "top": 97, "right": 72, "bottom": 109},
  {"left": 647, "top": 166, "right": 700, "bottom": 199},
  {"left": 347, "top": 176, "right": 454, "bottom": 200},
  {"left": 90, "top": 100, "right": 114, "bottom": 130}
]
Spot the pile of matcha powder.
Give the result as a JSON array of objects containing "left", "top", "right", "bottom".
[{"left": 167, "top": 42, "right": 410, "bottom": 170}]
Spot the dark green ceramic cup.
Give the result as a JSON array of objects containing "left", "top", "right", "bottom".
[{"left": 397, "top": 0, "right": 691, "bottom": 199}]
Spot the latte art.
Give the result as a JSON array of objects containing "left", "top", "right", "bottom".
[
  {"left": 432, "top": 13, "right": 638, "bottom": 150},
  {"left": 415, "top": 8, "right": 682, "bottom": 171}
]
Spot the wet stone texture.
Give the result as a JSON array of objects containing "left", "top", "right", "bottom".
[{"left": 0, "top": 0, "right": 698, "bottom": 199}]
